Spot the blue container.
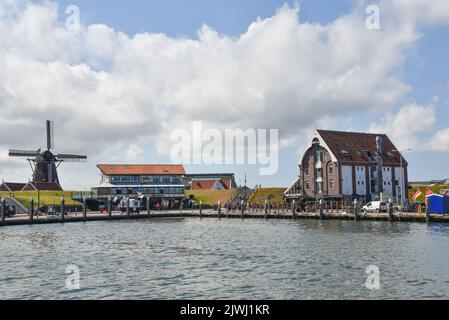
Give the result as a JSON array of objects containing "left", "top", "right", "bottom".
[{"left": 428, "top": 195, "right": 449, "bottom": 214}]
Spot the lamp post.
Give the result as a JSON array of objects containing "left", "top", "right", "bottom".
[{"left": 393, "top": 148, "right": 412, "bottom": 208}]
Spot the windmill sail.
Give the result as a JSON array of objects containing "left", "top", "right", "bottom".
[
  {"left": 8, "top": 120, "right": 88, "bottom": 189},
  {"left": 9, "top": 149, "right": 41, "bottom": 157},
  {"left": 46, "top": 120, "right": 54, "bottom": 150},
  {"left": 56, "top": 154, "right": 88, "bottom": 162}
]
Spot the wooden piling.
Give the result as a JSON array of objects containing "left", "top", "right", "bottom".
[
  {"left": 292, "top": 200, "right": 296, "bottom": 219},
  {"left": 240, "top": 200, "right": 245, "bottom": 219},
  {"left": 147, "top": 197, "right": 151, "bottom": 215},
  {"left": 126, "top": 197, "right": 130, "bottom": 217},
  {"left": 426, "top": 198, "right": 431, "bottom": 224},
  {"left": 108, "top": 196, "right": 112, "bottom": 219},
  {"left": 60, "top": 197, "right": 65, "bottom": 223},
  {"left": 1, "top": 198, "right": 6, "bottom": 226},
  {"left": 82, "top": 197, "right": 87, "bottom": 221},
  {"left": 218, "top": 201, "right": 221, "bottom": 219},
  {"left": 29, "top": 197, "right": 34, "bottom": 224},
  {"left": 199, "top": 201, "right": 203, "bottom": 218}
]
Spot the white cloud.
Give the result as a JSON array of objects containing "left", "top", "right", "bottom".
[
  {"left": 369, "top": 101, "right": 449, "bottom": 152},
  {"left": 125, "top": 144, "right": 144, "bottom": 162},
  {"left": 1, "top": 0, "right": 449, "bottom": 187}
]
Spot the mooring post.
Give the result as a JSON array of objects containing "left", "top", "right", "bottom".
[
  {"left": 60, "top": 197, "right": 65, "bottom": 223},
  {"left": 388, "top": 198, "right": 394, "bottom": 221},
  {"left": 353, "top": 198, "right": 358, "bottom": 221},
  {"left": 292, "top": 200, "right": 296, "bottom": 219},
  {"left": 0, "top": 198, "right": 5, "bottom": 226},
  {"left": 126, "top": 197, "right": 130, "bottom": 217},
  {"left": 107, "top": 195, "right": 112, "bottom": 219},
  {"left": 218, "top": 201, "right": 221, "bottom": 219},
  {"left": 319, "top": 198, "right": 324, "bottom": 220},
  {"left": 29, "top": 197, "right": 34, "bottom": 224},
  {"left": 147, "top": 197, "right": 150, "bottom": 215},
  {"left": 426, "top": 197, "right": 431, "bottom": 224},
  {"left": 199, "top": 201, "right": 203, "bottom": 218},
  {"left": 82, "top": 197, "right": 87, "bottom": 221},
  {"left": 240, "top": 200, "right": 245, "bottom": 219}
]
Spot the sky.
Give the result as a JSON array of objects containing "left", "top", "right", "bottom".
[{"left": 1, "top": 0, "right": 449, "bottom": 190}]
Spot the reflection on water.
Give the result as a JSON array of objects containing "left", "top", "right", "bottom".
[{"left": 0, "top": 218, "right": 449, "bottom": 300}]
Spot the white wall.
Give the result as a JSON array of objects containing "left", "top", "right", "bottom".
[
  {"left": 355, "top": 166, "right": 367, "bottom": 196},
  {"left": 382, "top": 167, "right": 393, "bottom": 194},
  {"left": 394, "top": 167, "right": 405, "bottom": 199},
  {"left": 341, "top": 165, "right": 353, "bottom": 196}
]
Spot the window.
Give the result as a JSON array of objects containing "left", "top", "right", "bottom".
[
  {"left": 329, "top": 164, "right": 334, "bottom": 175},
  {"left": 306, "top": 182, "right": 310, "bottom": 190},
  {"left": 305, "top": 168, "right": 309, "bottom": 176},
  {"left": 330, "top": 180, "right": 335, "bottom": 189}
]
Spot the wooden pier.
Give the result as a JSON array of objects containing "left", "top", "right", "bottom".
[{"left": 1, "top": 209, "right": 449, "bottom": 227}]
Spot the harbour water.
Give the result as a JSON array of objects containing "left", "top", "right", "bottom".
[{"left": 1, "top": 218, "right": 449, "bottom": 300}]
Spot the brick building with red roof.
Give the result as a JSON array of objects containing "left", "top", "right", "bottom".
[{"left": 285, "top": 130, "right": 409, "bottom": 203}]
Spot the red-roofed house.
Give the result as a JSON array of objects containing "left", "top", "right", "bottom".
[
  {"left": 93, "top": 164, "right": 186, "bottom": 209},
  {"left": 285, "top": 130, "right": 409, "bottom": 203},
  {"left": 191, "top": 179, "right": 228, "bottom": 190},
  {"left": 0, "top": 181, "right": 26, "bottom": 192}
]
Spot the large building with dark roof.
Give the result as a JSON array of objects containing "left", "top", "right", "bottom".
[{"left": 285, "top": 130, "right": 409, "bottom": 203}]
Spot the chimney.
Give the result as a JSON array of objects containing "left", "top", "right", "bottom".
[{"left": 376, "top": 136, "right": 382, "bottom": 154}]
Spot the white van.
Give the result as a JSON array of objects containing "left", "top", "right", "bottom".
[{"left": 362, "top": 201, "right": 388, "bottom": 213}]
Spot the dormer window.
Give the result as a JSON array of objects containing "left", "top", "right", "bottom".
[{"left": 341, "top": 149, "right": 349, "bottom": 155}]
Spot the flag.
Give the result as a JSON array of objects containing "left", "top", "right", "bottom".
[
  {"left": 412, "top": 189, "right": 423, "bottom": 201},
  {"left": 426, "top": 188, "right": 434, "bottom": 197},
  {"left": 444, "top": 190, "right": 449, "bottom": 197}
]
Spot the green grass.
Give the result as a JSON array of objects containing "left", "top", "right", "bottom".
[
  {"left": 249, "top": 188, "right": 286, "bottom": 204},
  {"left": 408, "top": 185, "right": 449, "bottom": 201},
  {"left": 185, "top": 190, "right": 233, "bottom": 206},
  {"left": 0, "top": 191, "right": 80, "bottom": 208}
]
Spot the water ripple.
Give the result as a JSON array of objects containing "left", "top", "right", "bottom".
[{"left": 1, "top": 218, "right": 449, "bottom": 299}]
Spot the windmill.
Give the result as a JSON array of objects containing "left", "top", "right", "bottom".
[{"left": 9, "top": 120, "right": 87, "bottom": 187}]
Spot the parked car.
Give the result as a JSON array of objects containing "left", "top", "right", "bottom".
[{"left": 362, "top": 201, "right": 388, "bottom": 213}]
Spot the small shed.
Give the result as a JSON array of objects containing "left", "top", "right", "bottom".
[{"left": 428, "top": 194, "right": 449, "bottom": 214}]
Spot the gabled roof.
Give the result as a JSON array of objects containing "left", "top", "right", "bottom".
[
  {"left": 0, "top": 182, "right": 26, "bottom": 192},
  {"left": 22, "top": 181, "right": 63, "bottom": 191},
  {"left": 316, "top": 130, "right": 407, "bottom": 165},
  {"left": 97, "top": 164, "right": 186, "bottom": 176},
  {"left": 191, "top": 179, "right": 227, "bottom": 190}
]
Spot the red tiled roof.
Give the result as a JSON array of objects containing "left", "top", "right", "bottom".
[
  {"left": 317, "top": 130, "right": 407, "bottom": 165},
  {"left": 0, "top": 182, "right": 26, "bottom": 192},
  {"left": 191, "top": 180, "right": 228, "bottom": 190},
  {"left": 22, "top": 182, "right": 63, "bottom": 191},
  {"left": 97, "top": 164, "right": 186, "bottom": 175}
]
